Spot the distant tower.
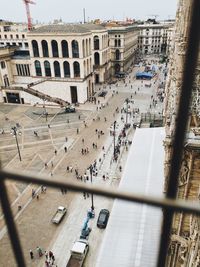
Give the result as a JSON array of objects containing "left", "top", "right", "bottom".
[{"left": 83, "top": 8, "right": 86, "bottom": 24}]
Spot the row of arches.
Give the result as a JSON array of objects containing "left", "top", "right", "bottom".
[
  {"left": 32, "top": 40, "right": 80, "bottom": 58},
  {"left": 32, "top": 35, "right": 109, "bottom": 59},
  {"left": 34, "top": 60, "right": 80, "bottom": 78}
]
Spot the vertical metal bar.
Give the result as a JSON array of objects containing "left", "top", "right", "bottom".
[
  {"left": 0, "top": 176, "right": 26, "bottom": 267},
  {"left": 157, "top": 1, "right": 200, "bottom": 266}
]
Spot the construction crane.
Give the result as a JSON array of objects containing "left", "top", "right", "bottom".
[{"left": 23, "top": 0, "right": 35, "bottom": 31}]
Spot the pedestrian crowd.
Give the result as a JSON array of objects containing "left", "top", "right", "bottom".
[{"left": 29, "top": 248, "right": 57, "bottom": 266}]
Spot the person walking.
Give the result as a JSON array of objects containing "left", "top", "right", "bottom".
[
  {"left": 54, "top": 150, "right": 57, "bottom": 155},
  {"left": 77, "top": 128, "right": 79, "bottom": 134},
  {"left": 32, "top": 189, "right": 35, "bottom": 198},
  {"left": 36, "top": 246, "right": 43, "bottom": 257},
  {"left": 64, "top": 146, "right": 67, "bottom": 153},
  {"left": 45, "top": 260, "right": 49, "bottom": 267},
  {"left": 49, "top": 251, "right": 53, "bottom": 260},
  {"left": 29, "top": 250, "right": 34, "bottom": 259},
  {"left": 52, "top": 254, "right": 55, "bottom": 264},
  {"left": 45, "top": 250, "right": 48, "bottom": 260}
]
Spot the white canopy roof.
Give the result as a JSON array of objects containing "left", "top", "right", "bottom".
[{"left": 96, "top": 128, "right": 165, "bottom": 267}]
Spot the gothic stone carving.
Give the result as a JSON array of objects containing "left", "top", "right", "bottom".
[{"left": 179, "top": 159, "right": 189, "bottom": 186}]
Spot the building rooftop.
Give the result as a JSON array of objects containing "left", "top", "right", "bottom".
[
  {"left": 31, "top": 23, "right": 105, "bottom": 34},
  {"left": 82, "top": 23, "right": 106, "bottom": 31}
]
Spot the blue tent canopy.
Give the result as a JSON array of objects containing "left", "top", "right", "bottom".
[{"left": 136, "top": 72, "right": 153, "bottom": 79}]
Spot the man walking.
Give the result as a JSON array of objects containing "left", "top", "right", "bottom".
[{"left": 29, "top": 250, "right": 34, "bottom": 259}]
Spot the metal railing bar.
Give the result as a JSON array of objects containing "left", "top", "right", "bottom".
[
  {"left": 0, "top": 175, "right": 26, "bottom": 267},
  {"left": 2, "top": 169, "right": 200, "bottom": 216},
  {"left": 157, "top": 0, "right": 200, "bottom": 266}
]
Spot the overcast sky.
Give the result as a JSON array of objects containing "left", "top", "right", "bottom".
[{"left": 1, "top": 0, "right": 178, "bottom": 24}]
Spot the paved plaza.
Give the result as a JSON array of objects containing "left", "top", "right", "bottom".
[{"left": 0, "top": 61, "right": 166, "bottom": 267}]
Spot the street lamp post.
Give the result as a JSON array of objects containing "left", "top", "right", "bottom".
[
  {"left": 113, "top": 120, "right": 117, "bottom": 158},
  {"left": 11, "top": 126, "right": 22, "bottom": 161},
  {"left": 125, "top": 98, "right": 129, "bottom": 125},
  {"left": 89, "top": 165, "right": 94, "bottom": 211}
]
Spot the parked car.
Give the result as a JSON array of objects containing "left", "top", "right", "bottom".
[
  {"left": 97, "top": 209, "right": 109, "bottom": 228},
  {"left": 51, "top": 206, "right": 67, "bottom": 224},
  {"left": 65, "top": 105, "right": 76, "bottom": 113}
]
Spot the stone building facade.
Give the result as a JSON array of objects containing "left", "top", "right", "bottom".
[
  {"left": 0, "top": 23, "right": 111, "bottom": 105},
  {"left": 164, "top": 0, "right": 200, "bottom": 266},
  {"left": 108, "top": 25, "right": 139, "bottom": 75},
  {"left": 138, "top": 22, "right": 174, "bottom": 55},
  {"left": 0, "top": 20, "right": 28, "bottom": 50}
]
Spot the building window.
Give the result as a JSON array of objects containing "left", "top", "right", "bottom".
[
  {"left": 115, "top": 63, "right": 120, "bottom": 74},
  {"left": 115, "top": 49, "right": 120, "bottom": 60},
  {"left": 54, "top": 61, "right": 61, "bottom": 77},
  {"left": 25, "top": 42, "right": 29, "bottom": 48},
  {"left": 41, "top": 40, "right": 49, "bottom": 57},
  {"left": 3, "top": 75, "right": 9, "bottom": 87},
  {"left": 61, "top": 40, "right": 69, "bottom": 58},
  {"left": 16, "top": 64, "right": 30, "bottom": 76},
  {"left": 82, "top": 40, "right": 85, "bottom": 57},
  {"left": 94, "top": 36, "right": 99, "bottom": 50},
  {"left": 10, "top": 34, "right": 13, "bottom": 39},
  {"left": 44, "top": 61, "right": 51, "bottom": 77},
  {"left": 63, "top": 61, "right": 70, "bottom": 77},
  {"left": 118, "top": 39, "right": 121, "bottom": 47},
  {"left": 94, "top": 52, "right": 100, "bottom": 65},
  {"left": 32, "top": 40, "right": 40, "bottom": 57},
  {"left": 16, "top": 34, "right": 19, "bottom": 39},
  {"left": 114, "top": 39, "right": 118, "bottom": 47},
  {"left": 51, "top": 40, "right": 59, "bottom": 57},
  {"left": 1, "top": 61, "right": 6, "bottom": 69},
  {"left": 72, "top": 40, "right": 79, "bottom": 58},
  {"left": 34, "top": 61, "right": 42, "bottom": 76},
  {"left": 4, "top": 35, "right": 7, "bottom": 39},
  {"left": 73, "top": 61, "right": 80, "bottom": 77},
  {"left": 22, "top": 34, "right": 25, "bottom": 38}
]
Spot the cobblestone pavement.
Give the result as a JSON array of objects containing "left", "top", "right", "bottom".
[{"left": 0, "top": 62, "right": 166, "bottom": 267}]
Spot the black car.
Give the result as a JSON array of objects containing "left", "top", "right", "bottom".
[
  {"left": 98, "top": 91, "right": 107, "bottom": 97},
  {"left": 97, "top": 209, "right": 110, "bottom": 228},
  {"left": 65, "top": 106, "right": 76, "bottom": 113}
]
